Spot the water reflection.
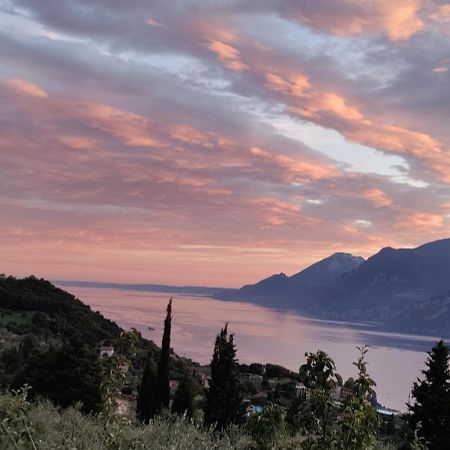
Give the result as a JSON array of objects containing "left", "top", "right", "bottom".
[{"left": 63, "top": 286, "right": 438, "bottom": 412}]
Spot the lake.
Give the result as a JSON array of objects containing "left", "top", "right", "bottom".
[{"left": 63, "top": 285, "right": 439, "bottom": 412}]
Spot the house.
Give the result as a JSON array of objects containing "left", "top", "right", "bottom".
[
  {"left": 100, "top": 345, "right": 114, "bottom": 358},
  {"left": 197, "top": 372, "right": 210, "bottom": 389},
  {"left": 295, "top": 382, "right": 308, "bottom": 399},
  {"left": 115, "top": 394, "right": 136, "bottom": 418}
]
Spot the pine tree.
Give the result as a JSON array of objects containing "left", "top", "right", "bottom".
[
  {"left": 205, "top": 323, "right": 244, "bottom": 429},
  {"left": 172, "top": 369, "right": 194, "bottom": 418},
  {"left": 149, "top": 298, "right": 172, "bottom": 419},
  {"left": 136, "top": 355, "right": 157, "bottom": 423},
  {"left": 409, "top": 340, "right": 450, "bottom": 450}
]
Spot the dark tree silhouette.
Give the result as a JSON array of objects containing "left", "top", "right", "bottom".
[
  {"left": 172, "top": 369, "right": 194, "bottom": 418},
  {"left": 149, "top": 298, "right": 172, "bottom": 418},
  {"left": 205, "top": 323, "right": 244, "bottom": 429},
  {"left": 409, "top": 339, "right": 450, "bottom": 450},
  {"left": 136, "top": 355, "right": 157, "bottom": 423}
]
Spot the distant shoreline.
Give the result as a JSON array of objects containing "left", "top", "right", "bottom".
[{"left": 54, "top": 279, "right": 234, "bottom": 297}]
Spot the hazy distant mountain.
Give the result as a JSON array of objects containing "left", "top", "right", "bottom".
[
  {"left": 215, "top": 238, "right": 450, "bottom": 334},
  {"left": 216, "top": 252, "right": 364, "bottom": 307},
  {"left": 290, "top": 253, "right": 365, "bottom": 288},
  {"left": 393, "top": 290, "right": 450, "bottom": 335},
  {"left": 318, "top": 239, "right": 450, "bottom": 313}
]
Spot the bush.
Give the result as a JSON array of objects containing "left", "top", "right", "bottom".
[{"left": 0, "top": 389, "right": 252, "bottom": 450}]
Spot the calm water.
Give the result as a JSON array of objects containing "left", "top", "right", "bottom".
[{"left": 64, "top": 285, "right": 439, "bottom": 412}]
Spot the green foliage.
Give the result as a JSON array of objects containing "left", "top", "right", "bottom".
[
  {"left": 101, "top": 329, "right": 140, "bottom": 417},
  {"left": 290, "top": 350, "right": 338, "bottom": 448},
  {"left": 13, "top": 338, "right": 104, "bottom": 414},
  {"left": 299, "top": 350, "right": 338, "bottom": 390},
  {"left": 172, "top": 369, "right": 195, "bottom": 418},
  {"left": 409, "top": 424, "right": 428, "bottom": 450},
  {"left": 333, "top": 346, "right": 378, "bottom": 450},
  {"left": 289, "top": 348, "right": 378, "bottom": 450},
  {"left": 0, "top": 389, "right": 252, "bottom": 450},
  {"left": 149, "top": 298, "right": 172, "bottom": 419},
  {"left": 408, "top": 340, "right": 450, "bottom": 450},
  {"left": 205, "top": 323, "right": 244, "bottom": 429},
  {"left": 0, "top": 276, "right": 120, "bottom": 345},
  {"left": 246, "top": 403, "right": 286, "bottom": 450},
  {"left": 136, "top": 355, "right": 157, "bottom": 423}
]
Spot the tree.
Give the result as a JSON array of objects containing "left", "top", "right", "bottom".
[
  {"left": 291, "top": 350, "right": 339, "bottom": 447},
  {"left": 101, "top": 329, "right": 140, "bottom": 416},
  {"left": 408, "top": 339, "right": 450, "bottom": 450},
  {"left": 16, "top": 338, "right": 103, "bottom": 413},
  {"left": 246, "top": 403, "right": 286, "bottom": 450},
  {"left": 334, "top": 346, "right": 378, "bottom": 450},
  {"left": 205, "top": 324, "right": 244, "bottom": 429},
  {"left": 136, "top": 355, "right": 157, "bottom": 423},
  {"left": 149, "top": 298, "right": 172, "bottom": 419},
  {"left": 172, "top": 369, "right": 194, "bottom": 418}
]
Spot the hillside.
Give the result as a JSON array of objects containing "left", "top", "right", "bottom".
[{"left": 0, "top": 275, "right": 121, "bottom": 345}]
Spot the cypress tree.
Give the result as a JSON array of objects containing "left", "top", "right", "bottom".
[
  {"left": 136, "top": 355, "right": 157, "bottom": 423},
  {"left": 205, "top": 323, "right": 244, "bottom": 429},
  {"left": 149, "top": 298, "right": 172, "bottom": 418},
  {"left": 172, "top": 369, "right": 195, "bottom": 418},
  {"left": 408, "top": 340, "right": 450, "bottom": 450}
]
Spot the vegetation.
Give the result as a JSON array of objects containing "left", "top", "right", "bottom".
[
  {"left": 205, "top": 324, "right": 244, "bottom": 430},
  {"left": 3, "top": 276, "right": 450, "bottom": 449},
  {"left": 408, "top": 340, "right": 450, "bottom": 450},
  {"left": 149, "top": 298, "right": 172, "bottom": 419},
  {"left": 0, "top": 275, "right": 120, "bottom": 345},
  {"left": 0, "top": 388, "right": 252, "bottom": 450},
  {"left": 334, "top": 346, "right": 378, "bottom": 450},
  {"left": 136, "top": 356, "right": 157, "bottom": 422},
  {"left": 172, "top": 369, "right": 195, "bottom": 418}
]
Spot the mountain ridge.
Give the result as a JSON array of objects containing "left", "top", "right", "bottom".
[{"left": 214, "top": 238, "right": 450, "bottom": 335}]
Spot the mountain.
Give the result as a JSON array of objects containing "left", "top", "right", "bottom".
[
  {"left": 215, "top": 238, "right": 450, "bottom": 334},
  {"left": 215, "top": 252, "right": 364, "bottom": 307},
  {"left": 393, "top": 290, "right": 450, "bottom": 335},
  {"left": 290, "top": 252, "right": 365, "bottom": 288},
  {"left": 317, "top": 239, "right": 450, "bottom": 315}
]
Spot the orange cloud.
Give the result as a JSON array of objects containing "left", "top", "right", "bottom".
[
  {"left": 1, "top": 78, "right": 48, "bottom": 98},
  {"left": 265, "top": 73, "right": 311, "bottom": 97},
  {"left": 364, "top": 189, "right": 393, "bottom": 208},
  {"left": 250, "top": 147, "right": 339, "bottom": 182},
  {"left": 396, "top": 212, "right": 444, "bottom": 229},
  {"left": 287, "top": 0, "right": 426, "bottom": 41},
  {"left": 380, "top": 0, "right": 425, "bottom": 41},
  {"left": 206, "top": 40, "right": 248, "bottom": 71},
  {"left": 261, "top": 68, "right": 449, "bottom": 182}
]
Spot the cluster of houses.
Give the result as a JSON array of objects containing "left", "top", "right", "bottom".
[{"left": 98, "top": 344, "right": 400, "bottom": 423}]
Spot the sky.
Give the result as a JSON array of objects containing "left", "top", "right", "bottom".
[{"left": 0, "top": 0, "right": 450, "bottom": 287}]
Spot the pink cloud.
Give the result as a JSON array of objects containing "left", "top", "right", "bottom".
[
  {"left": 206, "top": 40, "right": 248, "bottom": 71},
  {"left": 1, "top": 78, "right": 48, "bottom": 98}
]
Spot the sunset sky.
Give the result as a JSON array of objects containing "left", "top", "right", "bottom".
[{"left": 1, "top": 0, "right": 450, "bottom": 287}]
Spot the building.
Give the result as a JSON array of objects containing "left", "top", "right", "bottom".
[{"left": 100, "top": 345, "right": 114, "bottom": 358}]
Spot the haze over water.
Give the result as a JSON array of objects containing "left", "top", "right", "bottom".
[{"left": 65, "top": 285, "right": 439, "bottom": 412}]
